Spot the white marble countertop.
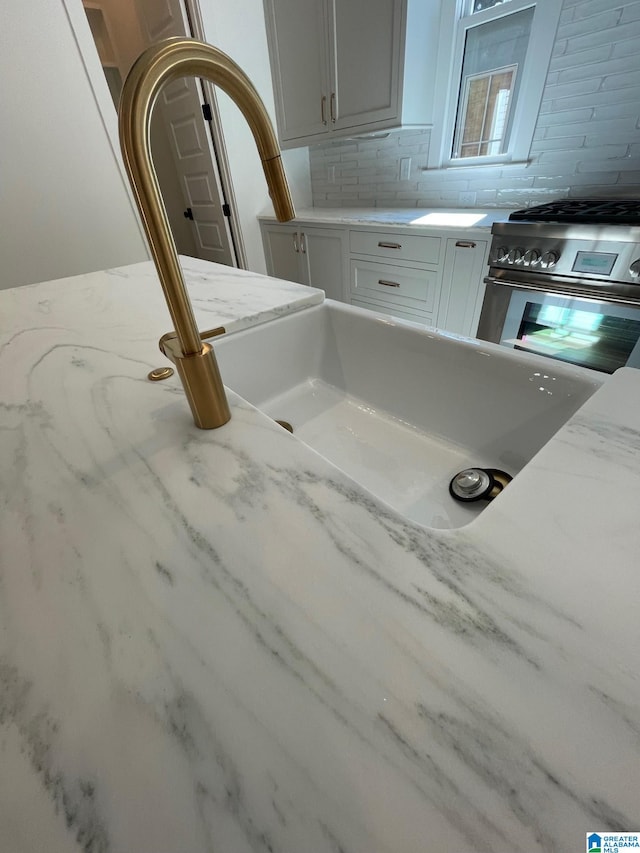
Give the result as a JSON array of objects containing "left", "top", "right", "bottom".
[
  {"left": 259, "top": 206, "right": 515, "bottom": 231},
  {"left": 1, "top": 257, "right": 639, "bottom": 853},
  {"left": 106, "top": 255, "right": 324, "bottom": 333}
]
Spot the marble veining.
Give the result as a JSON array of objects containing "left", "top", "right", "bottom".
[
  {"left": 115, "top": 256, "right": 324, "bottom": 333},
  {"left": 1, "top": 259, "right": 639, "bottom": 852}
]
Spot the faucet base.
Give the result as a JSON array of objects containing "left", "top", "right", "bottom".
[{"left": 171, "top": 342, "right": 231, "bottom": 429}]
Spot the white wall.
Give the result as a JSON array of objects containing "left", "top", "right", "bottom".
[
  {"left": 198, "top": 0, "right": 312, "bottom": 273},
  {"left": 310, "top": 0, "right": 640, "bottom": 209},
  {"left": 0, "top": 0, "right": 148, "bottom": 290}
]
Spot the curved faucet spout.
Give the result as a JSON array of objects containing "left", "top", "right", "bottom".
[{"left": 118, "top": 37, "right": 295, "bottom": 428}]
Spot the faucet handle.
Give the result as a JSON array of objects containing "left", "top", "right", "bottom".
[{"left": 159, "top": 325, "right": 226, "bottom": 361}]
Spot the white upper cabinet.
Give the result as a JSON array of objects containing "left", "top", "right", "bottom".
[
  {"left": 330, "top": 0, "right": 402, "bottom": 132},
  {"left": 263, "top": 0, "right": 440, "bottom": 148},
  {"left": 263, "top": 0, "right": 330, "bottom": 141}
]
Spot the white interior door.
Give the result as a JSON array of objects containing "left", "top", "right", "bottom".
[{"left": 135, "top": 0, "right": 237, "bottom": 266}]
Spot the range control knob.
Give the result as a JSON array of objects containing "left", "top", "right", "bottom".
[
  {"left": 494, "top": 246, "right": 509, "bottom": 262},
  {"left": 507, "top": 247, "right": 524, "bottom": 264},
  {"left": 523, "top": 249, "right": 541, "bottom": 266},
  {"left": 541, "top": 250, "right": 560, "bottom": 268},
  {"left": 629, "top": 259, "right": 640, "bottom": 278}
]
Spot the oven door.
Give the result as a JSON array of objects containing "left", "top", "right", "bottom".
[{"left": 477, "top": 277, "right": 640, "bottom": 373}]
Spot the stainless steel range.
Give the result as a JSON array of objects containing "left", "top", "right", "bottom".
[{"left": 476, "top": 199, "right": 640, "bottom": 373}]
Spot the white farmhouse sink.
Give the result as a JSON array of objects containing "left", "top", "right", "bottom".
[{"left": 213, "top": 301, "right": 603, "bottom": 528}]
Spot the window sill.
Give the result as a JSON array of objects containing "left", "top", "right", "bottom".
[{"left": 421, "top": 159, "right": 531, "bottom": 173}]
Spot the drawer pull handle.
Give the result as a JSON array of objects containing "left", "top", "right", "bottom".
[
  {"left": 455, "top": 240, "right": 476, "bottom": 248},
  {"left": 321, "top": 95, "right": 327, "bottom": 125},
  {"left": 378, "top": 279, "right": 400, "bottom": 288},
  {"left": 378, "top": 241, "right": 402, "bottom": 249}
]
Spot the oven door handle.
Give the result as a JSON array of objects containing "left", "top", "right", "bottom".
[
  {"left": 483, "top": 274, "right": 640, "bottom": 308},
  {"left": 484, "top": 275, "right": 563, "bottom": 294}
]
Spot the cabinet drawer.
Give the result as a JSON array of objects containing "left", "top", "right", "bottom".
[
  {"left": 350, "top": 230, "right": 441, "bottom": 265},
  {"left": 351, "top": 296, "right": 433, "bottom": 326},
  {"left": 350, "top": 260, "right": 438, "bottom": 312}
]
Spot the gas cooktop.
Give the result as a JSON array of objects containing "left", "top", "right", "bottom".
[{"left": 509, "top": 199, "right": 640, "bottom": 225}]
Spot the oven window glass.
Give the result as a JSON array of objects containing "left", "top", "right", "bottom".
[{"left": 507, "top": 301, "right": 640, "bottom": 373}]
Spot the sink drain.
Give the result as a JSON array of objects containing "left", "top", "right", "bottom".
[
  {"left": 275, "top": 419, "right": 294, "bottom": 433},
  {"left": 449, "top": 467, "right": 512, "bottom": 503}
]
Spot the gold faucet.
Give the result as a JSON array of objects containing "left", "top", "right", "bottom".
[{"left": 118, "top": 38, "right": 295, "bottom": 428}]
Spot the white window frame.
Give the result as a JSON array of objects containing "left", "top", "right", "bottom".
[{"left": 428, "top": 0, "right": 562, "bottom": 170}]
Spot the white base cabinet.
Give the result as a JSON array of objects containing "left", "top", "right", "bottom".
[
  {"left": 350, "top": 258, "right": 440, "bottom": 318},
  {"left": 349, "top": 229, "right": 442, "bottom": 324},
  {"left": 260, "top": 223, "right": 348, "bottom": 301},
  {"left": 349, "top": 296, "right": 431, "bottom": 326},
  {"left": 260, "top": 218, "right": 490, "bottom": 337},
  {"left": 436, "top": 238, "right": 489, "bottom": 337},
  {"left": 261, "top": 224, "right": 301, "bottom": 285}
]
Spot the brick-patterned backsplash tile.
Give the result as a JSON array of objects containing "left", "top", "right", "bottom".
[
  {"left": 542, "top": 78, "right": 603, "bottom": 100},
  {"left": 544, "top": 118, "right": 637, "bottom": 138},
  {"left": 565, "top": 18, "right": 640, "bottom": 52},
  {"left": 558, "top": 8, "right": 623, "bottom": 40},
  {"left": 621, "top": 2, "right": 640, "bottom": 22},
  {"left": 557, "top": 56, "right": 636, "bottom": 85},
  {"left": 534, "top": 146, "right": 628, "bottom": 165},
  {"left": 549, "top": 45, "right": 611, "bottom": 72},
  {"left": 530, "top": 135, "right": 587, "bottom": 151},
  {"left": 573, "top": 0, "right": 636, "bottom": 21},
  {"left": 536, "top": 108, "right": 594, "bottom": 127},
  {"left": 545, "top": 85, "right": 640, "bottom": 112},
  {"left": 601, "top": 69, "right": 640, "bottom": 90},
  {"left": 612, "top": 39, "right": 639, "bottom": 59},
  {"left": 593, "top": 101, "right": 640, "bottom": 120}
]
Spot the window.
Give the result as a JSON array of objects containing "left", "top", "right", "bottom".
[
  {"left": 428, "top": 0, "right": 560, "bottom": 169},
  {"left": 454, "top": 65, "right": 517, "bottom": 158}
]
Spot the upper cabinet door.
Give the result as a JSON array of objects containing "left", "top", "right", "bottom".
[
  {"left": 264, "top": 0, "right": 436, "bottom": 148},
  {"left": 263, "top": 0, "right": 330, "bottom": 143},
  {"left": 329, "top": 0, "right": 403, "bottom": 131}
]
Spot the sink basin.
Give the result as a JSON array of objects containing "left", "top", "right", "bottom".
[{"left": 213, "top": 301, "right": 603, "bottom": 528}]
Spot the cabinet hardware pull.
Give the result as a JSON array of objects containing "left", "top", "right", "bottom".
[
  {"left": 293, "top": 233, "right": 299, "bottom": 253},
  {"left": 330, "top": 92, "right": 336, "bottom": 123},
  {"left": 378, "top": 279, "right": 400, "bottom": 288},
  {"left": 321, "top": 95, "right": 327, "bottom": 125},
  {"left": 455, "top": 240, "right": 476, "bottom": 248},
  {"left": 300, "top": 233, "right": 307, "bottom": 254},
  {"left": 378, "top": 241, "right": 402, "bottom": 249}
]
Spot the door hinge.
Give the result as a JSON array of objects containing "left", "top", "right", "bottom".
[
  {"left": 183, "top": 207, "right": 194, "bottom": 220},
  {"left": 202, "top": 103, "right": 213, "bottom": 122},
  {"left": 222, "top": 203, "right": 231, "bottom": 217}
]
